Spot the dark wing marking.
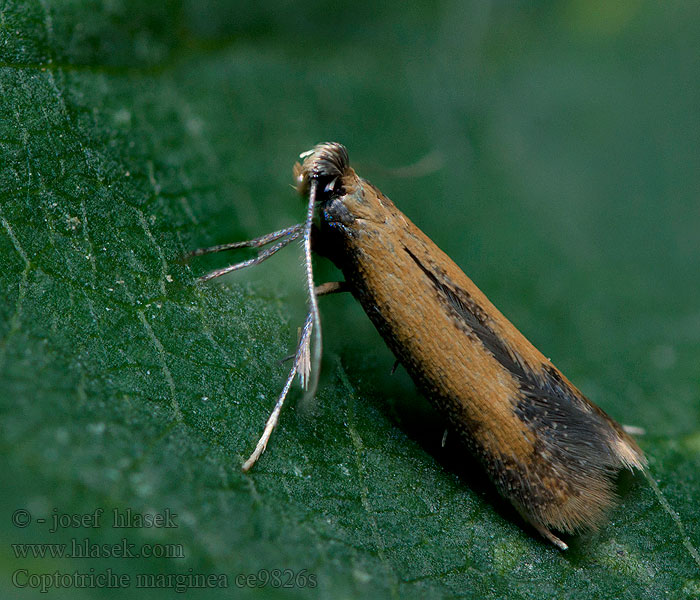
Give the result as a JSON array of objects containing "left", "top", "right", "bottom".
[{"left": 404, "top": 246, "right": 623, "bottom": 472}]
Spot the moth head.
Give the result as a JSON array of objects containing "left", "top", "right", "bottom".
[{"left": 294, "top": 142, "right": 350, "bottom": 200}]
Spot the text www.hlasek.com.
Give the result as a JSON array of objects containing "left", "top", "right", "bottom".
[{"left": 11, "top": 538, "right": 184, "bottom": 559}]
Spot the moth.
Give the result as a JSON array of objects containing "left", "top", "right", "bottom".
[{"left": 189, "top": 142, "right": 646, "bottom": 549}]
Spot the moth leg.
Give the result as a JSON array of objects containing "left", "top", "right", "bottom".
[
  {"left": 314, "top": 281, "right": 350, "bottom": 296},
  {"left": 186, "top": 224, "right": 303, "bottom": 259},
  {"left": 198, "top": 232, "right": 302, "bottom": 282},
  {"left": 533, "top": 523, "right": 569, "bottom": 551}
]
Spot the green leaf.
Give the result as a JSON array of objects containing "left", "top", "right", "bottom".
[{"left": 2, "top": 1, "right": 699, "bottom": 599}]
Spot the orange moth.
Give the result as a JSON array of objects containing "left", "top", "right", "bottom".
[{"left": 190, "top": 143, "right": 646, "bottom": 549}]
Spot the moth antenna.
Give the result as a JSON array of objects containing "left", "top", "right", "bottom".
[
  {"left": 242, "top": 180, "right": 322, "bottom": 471},
  {"left": 299, "top": 179, "right": 322, "bottom": 402},
  {"left": 242, "top": 313, "right": 313, "bottom": 472},
  {"left": 296, "top": 312, "right": 313, "bottom": 389}
]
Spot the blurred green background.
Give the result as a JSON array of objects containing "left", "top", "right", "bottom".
[{"left": 1, "top": 1, "right": 699, "bottom": 598}]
